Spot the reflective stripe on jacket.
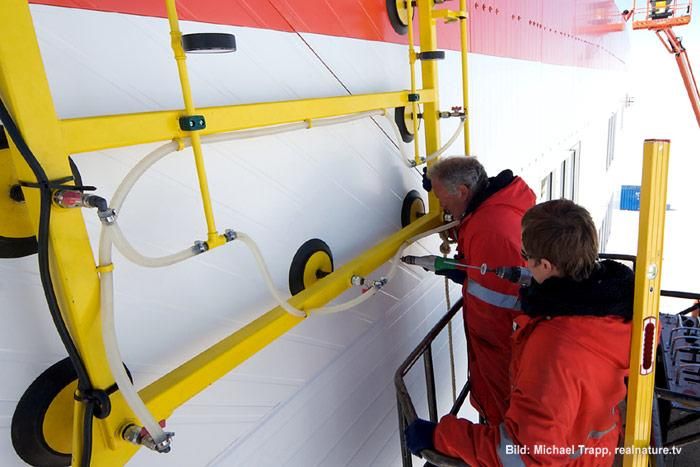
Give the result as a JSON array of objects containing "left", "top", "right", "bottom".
[
  {"left": 457, "top": 175, "right": 535, "bottom": 424},
  {"left": 433, "top": 314, "right": 631, "bottom": 466}
]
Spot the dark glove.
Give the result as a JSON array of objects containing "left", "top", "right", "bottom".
[
  {"left": 422, "top": 166, "right": 432, "bottom": 192},
  {"left": 405, "top": 418, "right": 437, "bottom": 456},
  {"left": 435, "top": 268, "right": 466, "bottom": 285}
]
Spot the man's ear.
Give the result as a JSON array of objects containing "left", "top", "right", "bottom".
[
  {"left": 458, "top": 184, "right": 470, "bottom": 200},
  {"left": 540, "top": 258, "right": 561, "bottom": 277}
]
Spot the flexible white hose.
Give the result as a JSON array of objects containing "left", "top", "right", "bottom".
[
  {"left": 109, "top": 110, "right": 391, "bottom": 265},
  {"left": 236, "top": 220, "right": 460, "bottom": 317},
  {"left": 424, "top": 117, "right": 466, "bottom": 163},
  {"left": 383, "top": 113, "right": 466, "bottom": 167},
  {"left": 235, "top": 233, "right": 307, "bottom": 317},
  {"left": 107, "top": 222, "right": 196, "bottom": 268},
  {"left": 97, "top": 228, "right": 168, "bottom": 444},
  {"left": 384, "top": 113, "right": 416, "bottom": 168},
  {"left": 96, "top": 109, "right": 446, "bottom": 443}
]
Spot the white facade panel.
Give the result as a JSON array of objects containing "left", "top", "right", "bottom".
[{"left": 1, "top": 5, "right": 629, "bottom": 467}]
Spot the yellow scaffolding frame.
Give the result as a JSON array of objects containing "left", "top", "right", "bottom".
[{"left": 0, "top": 0, "right": 467, "bottom": 464}]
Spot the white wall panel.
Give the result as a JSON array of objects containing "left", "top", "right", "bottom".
[{"left": 1, "top": 5, "right": 628, "bottom": 467}]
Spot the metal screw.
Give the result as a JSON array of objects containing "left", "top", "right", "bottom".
[{"left": 647, "top": 263, "right": 658, "bottom": 280}]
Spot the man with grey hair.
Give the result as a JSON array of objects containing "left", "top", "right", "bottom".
[{"left": 426, "top": 156, "right": 535, "bottom": 426}]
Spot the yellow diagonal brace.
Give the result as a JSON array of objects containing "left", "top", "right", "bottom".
[
  {"left": 83, "top": 211, "right": 442, "bottom": 465},
  {"left": 61, "top": 90, "right": 436, "bottom": 154},
  {"left": 623, "top": 139, "right": 670, "bottom": 466},
  {"left": 0, "top": 1, "right": 129, "bottom": 465}
]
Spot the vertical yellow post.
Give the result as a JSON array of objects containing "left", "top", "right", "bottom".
[
  {"left": 417, "top": 1, "right": 442, "bottom": 213},
  {"left": 458, "top": 0, "right": 471, "bottom": 156},
  {"left": 405, "top": 1, "right": 422, "bottom": 166},
  {"left": 623, "top": 139, "right": 670, "bottom": 467},
  {"left": 0, "top": 2, "right": 137, "bottom": 465},
  {"left": 164, "top": 0, "right": 223, "bottom": 247}
]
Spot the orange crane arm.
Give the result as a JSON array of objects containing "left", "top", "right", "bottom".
[{"left": 656, "top": 28, "right": 700, "bottom": 126}]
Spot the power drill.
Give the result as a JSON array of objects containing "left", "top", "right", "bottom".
[
  {"left": 401, "top": 255, "right": 532, "bottom": 286},
  {"left": 400, "top": 255, "right": 477, "bottom": 272},
  {"left": 492, "top": 266, "right": 532, "bottom": 287}
]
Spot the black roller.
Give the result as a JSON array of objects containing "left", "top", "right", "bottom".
[
  {"left": 386, "top": 0, "right": 413, "bottom": 35},
  {"left": 182, "top": 33, "right": 237, "bottom": 53},
  {"left": 394, "top": 107, "right": 416, "bottom": 143},
  {"left": 401, "top": 190, "right": 425, "bottom": 227},
  {"left": 0, "top": 235, "right": 38, "bottom": 258},
  {"left": 11, "top": 358, "right": 132, "bottom": 466},
  {"left": 417, "top": 50, "right": 446, "bottom": 61},
  {"left": 289, "top": 239, "right": 334, "bottom": 295}
]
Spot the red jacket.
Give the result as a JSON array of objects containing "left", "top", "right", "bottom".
[
  {"left": 435, "top": 260, "right": 635, "bottom": 466},
  {"left": 456, "top": 172, "right": 535, "bottom": 424}
]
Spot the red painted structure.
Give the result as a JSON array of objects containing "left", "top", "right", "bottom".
[{"left": 30, "top": 0, "right": 629, "bottom": 69}]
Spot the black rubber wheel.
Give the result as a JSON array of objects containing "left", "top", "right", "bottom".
[
  {"left": 386, "top": 0, "right": 413, "bottom": 35},
  {"left": 394, "top": 107, "right": 415, "bottom": 143},
  {"left": 12, "top": 358, "right": 76, "bottom": 466},
  {"left": 0, "top": 235, "right": 38, "bottom": 258},
  {"left": 182, "top": 33, "right": 236, "bottom": 53},
  {"left": 11, "top": 358, "right": 133, "bottom": 466},
  {"left": 289, "top": 239, "right": 334, "bottom": 295},
  {"left": 417, "top": 50, "right": 446, "bottom": 61},
  {"left": 401, "top": 190, "right": 425, "bottom": 227}
]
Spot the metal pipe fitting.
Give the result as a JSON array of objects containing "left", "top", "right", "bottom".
[
  {"left": 223, "top": 229, "right": 237, "bottom": 242},
  {"left": 351, "top": 275, "right": 366, "bottom": 287},
  {"left": 122, "top": 423, "right": 174, "bottom": 453},
  {"left": 192, "top": 240, "right": 208, "bottom": 254}
]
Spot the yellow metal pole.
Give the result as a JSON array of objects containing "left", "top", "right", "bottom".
[
  {"left": 0, "top": 2, "right": 138, "bottom": 465},
  {"left": 458, "top": 0, "right": 471, "bottom": 156},
  {"left": 164, "top": 0, "right": 224, "bottom": 247},
  {"left": 62, "top": 89, "right": 436, "bottom": 154},
  {"left": 406, "top": 2, "right": 422, "bottom": 165},
  {"left": 417, "top": 1, "right": 443, "bottom": 213},
  {"left": 623, "top": 139, "right": 670, "bottom": 467},
  {"left": 1, "top": 0, "right": 450, "bottom": 464},
  {"left": 141, "top": 212, "right": 443, "bottom": 419}
]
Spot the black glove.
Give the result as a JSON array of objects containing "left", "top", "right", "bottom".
[
  {"left": 435, "top": 268, "right": 466, "bottom": 285},
  {"left": 422, "top": 167, "right": 432, "bottom": 192},
  {"left": 405, "top": 418, "right": 437, "bottom": 456}
]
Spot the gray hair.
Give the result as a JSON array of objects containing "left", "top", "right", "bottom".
[{"left": 428, "top": 157, "right": 488, "bottom": 195}]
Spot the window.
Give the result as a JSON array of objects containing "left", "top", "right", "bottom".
[
  {"left": 541, "top": 144, "right": 579, "bottom": 202},
  {"left": 598, "top": 196, "right": 614, "bottom": 252},
  {"left": 606, "top": 113, "right": 617, "bottom": 170},
  {"left": 540, "top": 173, "right": 553, "bottom": 201}
]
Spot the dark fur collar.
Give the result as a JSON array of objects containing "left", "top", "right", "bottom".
[
  {"left": 520, "top": 260, "right": 634, "bottom": 321},
  {"left": 463, "top": 169, "right": 515, "bottom": 217}
]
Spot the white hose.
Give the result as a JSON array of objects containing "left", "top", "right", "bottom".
[
  {"left": 236, "top": 220, "right": 460, "bottom": 317},
  {"left": 107, "top": 222, "right": 196, "bottom": 268},
  {"left": 383, "top": 112, "right": 466, "bottom": 167},
  {"left": 384, "top": 113, "right": 416, "bottom": 168},
  {"left": 109, "top": 110, "right": 391, "bottom": 265},
  {"left": 424, "top": 117, "right": 466, "bottom": 163},
  {"left": 97, "top": 228, "right": 168, "bottom": 444},
  {"left": 236, "top": 233, "right": 307, "bottom": 317},
  {"left": 96, "top": 108, "right": 447, "bottom": 443}
]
